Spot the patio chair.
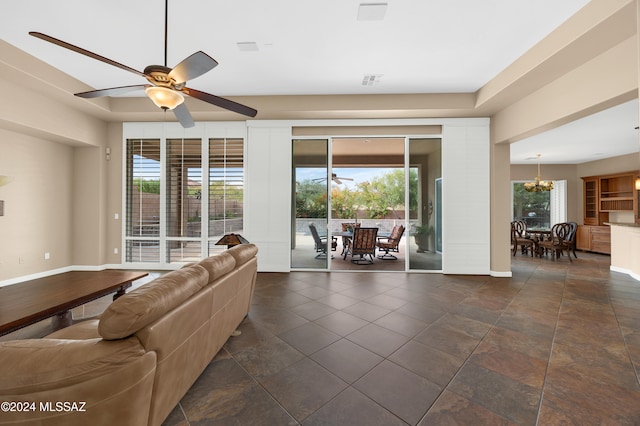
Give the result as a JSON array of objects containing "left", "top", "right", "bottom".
[
  {"left": 343, "top": 227, "right": 378, "bottom": 264},
  {"left": 340, "top": 222, "right": 360, "bottom": 255},
  {"left": 309, "top": 223, "right": 337, "bottom": 259},
  {"left": 376, "top": 224, "right": 405, "bottom": 260},
  {"left": 511, "top": 220, "right": 535, "bottom": 257}
]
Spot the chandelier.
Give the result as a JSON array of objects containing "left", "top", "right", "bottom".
[{"left": 524, "top": 154, "right": 554, "bottom": 192}]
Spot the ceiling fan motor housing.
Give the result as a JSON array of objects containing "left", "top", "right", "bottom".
[{"left": 144, "top": 65, "right": 182, "bottom": 89}]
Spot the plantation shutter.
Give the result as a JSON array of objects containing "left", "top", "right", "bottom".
[{"left": 125, "top": 139, "right": 161, "bottom": 262}]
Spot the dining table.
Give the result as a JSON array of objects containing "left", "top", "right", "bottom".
[{"left": 526, "top": 229, "right": 551, "bottom": 256}]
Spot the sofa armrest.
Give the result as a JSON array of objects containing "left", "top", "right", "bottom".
[
  {"left": 0, "top": 338, "right": 156, "bottom": 426},
  {"left": 0, "top": 338, "right": 149, "bottom": 393}
]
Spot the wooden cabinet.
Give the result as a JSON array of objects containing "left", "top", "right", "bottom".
[
  {"left": 583, "top": 176, "right": 598, "bottom": 225},
  {"left": 582, "top": 171, "right": 640, "bottom": 226},
  {"left": 576, "top": 225, "right": 591, "bottom": 251},
  {"left": 599, "top": 174, "right": 635, "bottom": 212},
  {"left": 579, "top": 171, "right": 638, "bottom": 254},
  {"left": 576, "top": 225, "right": 611, "bottom": 254}
]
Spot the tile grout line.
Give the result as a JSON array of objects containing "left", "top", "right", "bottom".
[
  {"left": 223, "top": 345, "right": 303, "bottom": 425},
  {"left": 414, "top": 272, "right": 535, "bottom": 425},
  {"left": 608, "top": 285, "right": 640, "bottom": 388},
  {"left": 533, "top": 267, "right": 568, "bottom": 426}
]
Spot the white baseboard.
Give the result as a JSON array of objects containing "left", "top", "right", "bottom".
[
  {"left": 0, "top": 264, "right": 123, "bottom": 288},
  {"left": 610, "top": 266, "right": 640, "bottom": 282}
]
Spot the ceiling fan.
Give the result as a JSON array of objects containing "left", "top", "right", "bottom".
[
  {"left": 29, "top": 0, "right": 257, "bottom": 128},
  {"left": 313, "top": 173, "right": 354, "bottom": 185}
]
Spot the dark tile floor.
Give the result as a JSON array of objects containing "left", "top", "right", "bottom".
[
  {"left": 162, "top": 252, "right": 640, "bottom": 425},
  {"left": 3, "top": 254, "right": 638, "bottom": 425}
]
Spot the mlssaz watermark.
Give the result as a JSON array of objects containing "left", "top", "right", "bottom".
[{"left": 1, "top": 401, "right": 87, "bottom": 413}]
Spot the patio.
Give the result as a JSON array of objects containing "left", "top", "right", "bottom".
[{"left": 292, "top": 219, "right": 442, "bottom": 271}]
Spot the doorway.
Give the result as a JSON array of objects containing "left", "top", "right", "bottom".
[{"left": 291, "top": 136, "right": 442, "bottom": 271}]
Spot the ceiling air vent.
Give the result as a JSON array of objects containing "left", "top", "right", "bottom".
[
  {"left": 237, "top": 42, "right": 259, "bottom": 52},
  {"left": 357, "top": 3, "right": 388, "bottom": 21},
  {"left": 362, "top": 75, "right": 383, "bottom": 86}
]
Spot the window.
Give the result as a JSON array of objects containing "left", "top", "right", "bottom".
[
  {"left": 166, "top": 138, "right": 202, "bottom": 262},
  {"left": 125, "top": 139, "right": 161, "bottom": 262},
  {"left": 124, "top": 135, "right": 244, "bottom": 265},
  {"left": 511, "top": 180, "right": 566, "bottom": 229},
  {"left": 208, "top": 138, "right": 244, "bottom": 255}
]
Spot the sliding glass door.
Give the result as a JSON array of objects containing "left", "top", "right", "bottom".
[
  {"left": 291, "top": 139, "right": 330, "bottom": 269},
  {"left": 408, "top": 138, "right": 442, "bottom": 271},
  {"left": 291, "top": 136, "right": 442, "bottom": 271}
]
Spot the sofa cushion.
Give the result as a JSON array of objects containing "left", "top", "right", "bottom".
[
  {"left": 46, "top": 319, "right": 101, "bottom": 340},
  {"left": 226, "top": 243, "right": 258, "bottom": 266},
  {"left": 98, "top": 265, "right": 209, "bottom": 340},
  {"left": 197, "top": 252, "right": 236, "bottom": 282}
]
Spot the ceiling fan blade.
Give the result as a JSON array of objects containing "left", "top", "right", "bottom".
[
  {"left": 169, "top": 51, "right": 218, "bottom": 85},
  {"left": 339, "top": 177, "right": 354, "bottom": 181},
  {"left": 181, "top": 87, "right": 257, "bottom": 117},
  {"left": 75, "top": 84, "right": 148, "bottom": 98},
  {"left": 29, "top": 32, "right": 146, "bottom": 78},
  {"left": 173, "top": 103, "right": 195, "bottom": 128},
  {"left": 333, "top": 178, "right": 343, "bottom": 184}
]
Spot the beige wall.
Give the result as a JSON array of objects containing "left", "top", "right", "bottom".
[
  {"left": 0, "top": 129, "right": 74, "bottom": 279},
  {"left": 490, "top": 142, "right": 512, "bottom": 274},
  {"left": 106, "top": 123, "right": 124, "bottom": 266}
]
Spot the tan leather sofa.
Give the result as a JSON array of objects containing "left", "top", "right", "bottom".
[{"left": 0, "top": 243, "right": 258, "bottom": 426}]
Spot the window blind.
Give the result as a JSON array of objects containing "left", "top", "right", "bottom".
[
  {"left": 125, "top": 139, "right": 161, "bottom": 262},
  {"left": 209, "top": 138, "right": 244, "bottom": 244}
]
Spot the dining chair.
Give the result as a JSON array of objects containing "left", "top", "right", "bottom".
[
  {"left": 562, "top": 221, "right": 578, "bottom": 259},
  {"left": 376, "top": 224, "right": 405, "bottom": 260},
  {"left": 511, "top": 220, "right": 535, "bottom": 257},
  {"left": 309, "top": 223, "right": 337, "bottom": 259},
  {"left": 343, "top": 227, "right": 378, "bottom": 264},
  {"left": 537, "top": 222, "right": 572, "bottom": 262}
]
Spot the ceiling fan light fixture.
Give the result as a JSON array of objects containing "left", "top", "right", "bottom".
[{"left": 145, "top": 86, "right": 184, "bottom": 110}]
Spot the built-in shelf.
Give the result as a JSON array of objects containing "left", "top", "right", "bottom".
[
  {"left": 580, "top": 171, "right": 640, "bottom": 253},
  {"left": 600, "top": 198, "right": 634, "bottom": 212},
  {"left": 582, "top": 171, "right": 640, "bottom": 226}
]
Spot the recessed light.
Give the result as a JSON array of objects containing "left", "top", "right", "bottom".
[
  {"left": 357, "top": 3, "right": 388, "bottom": 21},
  {"left": 237, "top": 42, "right": 259, "bottom": 52}
]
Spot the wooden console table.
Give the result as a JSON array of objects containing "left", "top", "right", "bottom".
[{"left": 0, "top": 270, "right": 148, "bottom": 336}]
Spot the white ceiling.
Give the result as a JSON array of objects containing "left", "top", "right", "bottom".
[
  {"left": 510, "top": 99, "right": 639, "bottom": 164},
  {"left": 2, "top": 0, "right": 637, "bottom": 164}
]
